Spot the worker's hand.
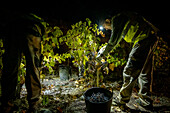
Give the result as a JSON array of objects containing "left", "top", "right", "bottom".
[
  {"left": 96, "top": 54, "right": 103, "bottom": 68},
  {"left": 96, "top": 45, "right": 107, "bottom": 69},
  {"left": 96, "top": 45, "right": 106, "bottom": 59},
  {"left": 96, "top": 61, "right": 102, "bottom": 69},
  {"left": 95, "top": 58, "right": 107, "bottom": 69}
]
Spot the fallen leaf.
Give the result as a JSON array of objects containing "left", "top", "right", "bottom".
[
  {"left": 57, "top": 107, "right": 63, "bottom": 113},
  {"left": 75, "top": 80, "right": 79, "bottom": 84},
  {"left": 72, "top": 95, "right": 77, "bottom": 99},
  {"left": 154, "top": 98, "right": 161, "bottom": 104}
]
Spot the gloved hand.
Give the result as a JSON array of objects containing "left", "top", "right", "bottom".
[
  {"left": 96, "top": 45, "right": 106, "bottom": 62},
  {"left": 96, "top": 59, "right": 108, "bottom": 69},
  {"left": 96, "top": 43, "right": 113, "bottom": 63},
  {"left": 96, "top": 44, "right": 108, "bottom": 68}
]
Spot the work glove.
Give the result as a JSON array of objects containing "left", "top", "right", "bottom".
[
  {"left": 96, "top": 46, "right": 109, "bottom": 78},
  {"left": 96, "top": 43, "right": 113, "bottom": 61},
  {"left": 96, "top": 45, "right": 109, "bottom": 68},
  {"left": 96, "top": 45, "right": 106, "bottom": 63}
]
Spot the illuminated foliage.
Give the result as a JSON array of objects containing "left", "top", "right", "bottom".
[
  {"left": 0, "top": 39, "right": 5, "bottom": 70},
  {"left": 0, "top": 19, "right": 169, "bottom": 82},
  {"left": 153, "top": 37, "right": 169, "bottom": 70},
  {"left": 41, "top": 23, "right": 65, "bottom": 75},
  {"left": 99, "top": 41, "right": 128, "bottom": 68},
  {"left": 63, "top": 18, "right": 100, "bottom": 68}
]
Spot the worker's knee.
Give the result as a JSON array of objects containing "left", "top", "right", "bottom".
[{"left": 123, "top": 65, "right": 141, "bottom": 78}]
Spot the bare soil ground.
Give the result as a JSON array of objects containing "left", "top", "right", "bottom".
[{"left": 12, "top": 75, "right": 170, "bottom": 113}]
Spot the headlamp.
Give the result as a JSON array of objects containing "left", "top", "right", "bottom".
[{"left": 99, "top": 26, "right": 103, "bottom": 30}]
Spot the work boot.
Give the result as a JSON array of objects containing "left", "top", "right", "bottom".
[
  {"left": 113, "top": 97, "right": 131, "bottom": 112},
  {"left": 27, "top": 108, "right": 38, "bottom": 113},
  {"left": 27, "top": 105, "right": 39, "bottom": 113},
  {"left": 135, "top": 98, "right": 153, "bottom": 111},
  {"left": 1, "top": 101, "right": 15, "bottom": 113},
  {"left": 27, "top": 99, "right": 52, "bottom": 113},
  {"left": 27, "top": 99, "right": 41, "bottom": 113},
  {"left": 27, "top": 106, "right": 52, "bottom": 113}
]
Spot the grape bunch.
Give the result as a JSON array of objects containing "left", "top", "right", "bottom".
[{"left": 87, "top": 92, "right": 109, "bottom": 103}]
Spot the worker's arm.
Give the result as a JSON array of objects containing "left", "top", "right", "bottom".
[{"left": 97, "top": 15, "right": 128, "bottom": 62}]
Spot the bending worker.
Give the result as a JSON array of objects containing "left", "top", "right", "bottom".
[{"left": 97, "top": 12, "right": 159, "bottom": 110}]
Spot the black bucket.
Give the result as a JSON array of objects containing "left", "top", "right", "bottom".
[{"left": 84, "top": 87, "right": 113, "bottom": 113}]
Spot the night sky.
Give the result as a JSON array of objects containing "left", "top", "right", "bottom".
[{"left": 1, "top": 1, "right": 169, "bottom": 34}]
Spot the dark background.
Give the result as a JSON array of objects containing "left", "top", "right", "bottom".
[{"left": 0, "top": 1, "right": 169, "bottom": 34}]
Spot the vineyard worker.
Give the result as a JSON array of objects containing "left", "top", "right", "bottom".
[
  {"left": 1, "top": 12, "right": 45, "bottom": 113},
  {"left": 97, "top": 12, "right": 159, "bottom": 110}
]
